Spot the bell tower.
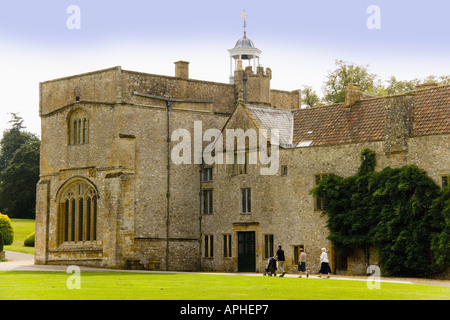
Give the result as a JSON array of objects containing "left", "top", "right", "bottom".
[{"left": 228, "top": 11, "right": 262, "bottom": 84}]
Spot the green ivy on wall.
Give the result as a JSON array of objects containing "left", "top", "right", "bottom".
[{"left": 310, "top": 148, "right": 450, "bottom": 277}]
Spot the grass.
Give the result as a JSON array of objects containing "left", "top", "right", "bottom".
[
  {"left": 3, "top": 219, "right": 35, "bottom": 254},
  {"left": 1, "top": 220, "right": 448, "bottom": 300},
  {"left": 0, "top": 271, "right": 449, "bottom": 300}
]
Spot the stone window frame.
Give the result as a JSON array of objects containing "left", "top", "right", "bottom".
[
  {"left": 204, "top": 234, "right": 214, "bottom": 258},
  {"left": 223, "top": 234, "right": 232, "bottom": 258},
  {"left": 314, "top": 174, "right": 330, "bottom": 211},
  {"left": 202, "top": 189, "right": 213, "bottom": 214},
  {"left": 227, "top": 151, "right": 248, "bottom": 176},
  {"left": 68, "top": 107, "right": 90, "bottom": 146},
  {"left": 202, "top": 167, "right": 213, "bottom": 182},
  {"left": 264, "top": 234, "right": 274, "bottom": 259},
  {"left": 57, "top": 178, "right": 98, "bottom": 245},
  {"left": 240, "top": 187, "right": 252, "bottom": 213}
]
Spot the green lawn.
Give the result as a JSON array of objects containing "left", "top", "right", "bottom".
[
  {"left": 3, "top": 219, "right": 35, "bottom": 254},
  {"left": 0, "top": 271, "right": 448, "bottom": 300},
  {"left": 1, "top": 220, "right": 448, "bottom": 300}
]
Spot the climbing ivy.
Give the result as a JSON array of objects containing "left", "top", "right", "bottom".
[{"left": 310, "top": 149, "right": 449, "bottom": 276}]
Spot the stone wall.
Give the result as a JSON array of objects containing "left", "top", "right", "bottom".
[
  {"left": 37, "top": 66, "right": 233, "bottom": 269},
  {"left": 36, "top": 65, "right": 450, "bottom": 274},
  {"left": 204, "top": 103, "right": 450, "bottom": 275}
]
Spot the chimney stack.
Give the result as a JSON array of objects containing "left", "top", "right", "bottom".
[
  {"left": 174, "top": 61, "right": 189, "bottom": 79},
  {"left": 345, "top": 84, "right": 362, "bottom": 107}
]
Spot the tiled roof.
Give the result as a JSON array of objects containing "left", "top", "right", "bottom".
[
  {"left": 412, "top": 85, "right": 450, "bottom": 136},
  {"left": 244, "top": 85, "right": 450, "bottom": 148},
  {"left": 292, "top": 98, "right": 386, "bottom": 146},
  {"left": 245, "top": 104, "right": 294, "bottom": 147}
]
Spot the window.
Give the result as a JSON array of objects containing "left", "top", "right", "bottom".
[
  {"left": 441, "top": 175, "right": 449, "bottom": 188},
  {"left": 69, "top": 108, "right": 89, "bottom": 145},
  {"left": 202, "top": 189, "right": 213, "bottom": 214},
  {"left": 223, "top": 234, "right": 232, "bottom": 258},
  {"left": 202, "top": 167, "right": 213, "bottom": 182},
  {"left": 264, "top": 234, "right": 274, "bottom": 259},
  {"left": 204, "top": 235, "right": 214, "bottom": 258},
  {"left": 241, "top": 188, "right": 251, "bottom": 213},
  {"left": 58, "top": 179, "right": 98, "bottom": 244},
  {"left": 294, "top": 244, "right": 305, "bottom": 264},
  {"left": 314, "top": 174, "right": 330, "bottom": 211},
  {"left": 228, "top": 152, "right": 247, "bottom": 176}
]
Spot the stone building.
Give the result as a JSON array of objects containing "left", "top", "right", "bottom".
[{"left": 35, "top": 29, "right": 450, "bottom": 275}]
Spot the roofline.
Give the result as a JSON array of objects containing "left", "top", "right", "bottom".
[{"left": 40, "top": 66, "right": 122, "bottom": 85}]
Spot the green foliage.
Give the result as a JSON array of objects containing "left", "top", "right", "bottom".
[
  {"left": 0, "top": 213, "right": 14, "bottom": 245},
  {"left": 430, "top": 186, "right": 450, "bottom": 267},
  {"left": 0, "top": 232, "right": 3, "bottom": 251},
  {"left": 357, "top": 148, "right": 376, "bottom": 176},
  {"left": 24, "top": 232, "right": 35, "bottom": 247},
  {"left": 310, "top": 149, "right": 449, "bottom": 277},
  {"left": 323, "top": 60, "right": 381, "bottom": 104},
  {"left": 301, "top": 85, "right": 323, "bottom": 108},
  {"left": 0, "top": 113, "right": 40, "bottom": 218}
]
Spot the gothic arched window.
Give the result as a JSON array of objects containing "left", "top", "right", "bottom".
[
  {"left": 58, "top": 179, "right": 98, "bottom": 244},
  {"left": 69, "top": 108, "right": 89, "bottom": 145}
]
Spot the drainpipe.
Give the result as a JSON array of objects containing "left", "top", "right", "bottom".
[
  {"left": 165, "top": 100, "right": 172, "bottom": 271},
  {"left": 199, "top": 158, "right": 204, "bottom": 270}
]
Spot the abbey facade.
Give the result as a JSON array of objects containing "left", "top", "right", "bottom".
[{"left": 35, "top": 33, "right": 450, "bottom": 275}]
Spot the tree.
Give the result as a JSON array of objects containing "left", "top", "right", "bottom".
[
  {"left": 430, "top": 186, "right": 450, "bottom": 268},
  {"left": 0, "top": 114, "right": 40, "bottom": 218},
  {"left": 301, "top": 85, "right": 323, "bottom": 108},
  {"left": 0, "top": 113, "right": 36, "bottom": 174},
  {"left": 0, "top": 140, "right": 40, "bottom": 218},
  {"left": 378, "top": 75, "right": 450, "bottom": 96},
  {"left": 378, "top": 76, "right": 420, "bottom": 96},
  {"left": 322, "top": 60, "right": 381, "bottom": 104}
]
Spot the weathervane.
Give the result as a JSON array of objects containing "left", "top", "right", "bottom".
[{"left": 240, "top": 10, "right": 247, "bottom": 37}]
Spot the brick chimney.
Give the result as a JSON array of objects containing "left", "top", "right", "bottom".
[
  {"left": 345, "top": 84, "right": 362, "bottom": 107},
  {"left": 174, "top": 61, "right": 189, "bottom": 79}
]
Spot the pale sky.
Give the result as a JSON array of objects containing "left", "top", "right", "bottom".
[{"left": 0, "top": 0, "right": 449, "bottom": 139}]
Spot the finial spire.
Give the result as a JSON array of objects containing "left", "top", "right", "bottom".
[{"left": 240, "top": 10, "right": 247, "bottom": 37}]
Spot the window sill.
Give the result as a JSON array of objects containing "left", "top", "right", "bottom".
[{"left": 55, "top": 241, "right": 102, "bottom": 252}]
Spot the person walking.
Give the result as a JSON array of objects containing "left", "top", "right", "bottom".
[
  {"left": 275, "top": 245, "right": 286, "bottom": 277},
  {"left": 298, "top": 248, "right": 308, "bottom": 278},
  {"left": 318, "top": 248, "right": 331, "bottom": 278}
]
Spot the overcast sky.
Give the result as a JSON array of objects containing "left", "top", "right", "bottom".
[{"left": 0, "top": 0, "right": 449, "bottom": 139}]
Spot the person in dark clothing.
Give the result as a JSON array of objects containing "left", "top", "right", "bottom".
[
  {"left": 275, "top": 245, "right": 286, "bottom": 277},
  {"left": 263, "top": 256, "right": 277, "bottom": 276}
]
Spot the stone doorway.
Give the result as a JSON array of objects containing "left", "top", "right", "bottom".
[{"left": 237, "top": 231, "right": 256, "bottom": 272}]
